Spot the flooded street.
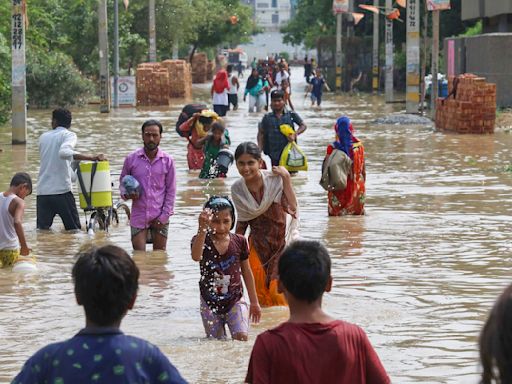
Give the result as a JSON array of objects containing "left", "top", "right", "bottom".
[{"left": 1, "top": 68, "right": 512, "bottom": 383}]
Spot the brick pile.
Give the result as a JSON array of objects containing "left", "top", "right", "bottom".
[
  {"left": 435, "top": 74, "right": 496, "bottom": 134},
  {"left": 191, "top": 53, "right": 208, "bottom": 83},
  {"left": 136, "top": 63, "right": 170, "bottom": 106},
  {"left": 136, "top": 60, "right": 193, "bottom": 105},
  {"left": 161, "top": 59, "right": 192, "bottom": 98}
]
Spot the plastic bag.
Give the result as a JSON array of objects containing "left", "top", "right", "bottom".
[
  {"left": 122, "top": 175, "right": 142, "bottom": 196},
  {"left": 279, "top": 142, "right": 308, "bottom": 172}
]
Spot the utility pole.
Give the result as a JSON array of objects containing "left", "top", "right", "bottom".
[
  {"left": 98, "top": 0, "right": 110, "bottom": 113},
  {"left": 149, "top": 0, "right": 157, "bottom": 62},
  {"left": 406, "top": 0, "right": 420, "bottom": 113},
  {"left": 113, "top": 0, "right": 120, "bottom": 108},
  {"left": 172, "top": 41, "right": 179, "bottom": 59},
  {"left": 336, "top": 12, "right": 343, "bottom": 93},
  {"left": 384, "top": 0, "right": 393, "bottom": 103},
  {"left": 11, "top": 0, "right": 27, "bottom": 144},
  {"left": 347, "top": 0, "right": 354, "bottom": 38},
  {"left": 372, "top": 0, "right": 379, "bottom": 93},
  {"left": 431, "top": 10, "right": 440, "bottom": 116},
  {"left": 420, "top": 1, "right": 429, "bottom": 115}
]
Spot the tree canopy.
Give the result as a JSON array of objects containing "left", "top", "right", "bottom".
[
  {"left": 0, "top": 0, "right": 256, "bottom": 124},
  {"left": 282, "top": 0, "right": 476, "bottom": 49}
]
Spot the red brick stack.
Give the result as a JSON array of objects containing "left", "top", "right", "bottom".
[
  {"left": 161, "top": 60, "right": 192, "bottom": 99},
  {"left": 136, "top": 60, "right": 193, "bottom": 105},
  {"left": 436, "top": 74, "right": 496, "bottom": 134},
  {"left": 191, "top": 53, "right": 208, "bottom": 83},
  {"left": 136, "top": 63, "right": 170, "bottom": 106}
]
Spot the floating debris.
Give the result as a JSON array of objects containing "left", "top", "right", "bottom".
[{"left": 373, "top": 114, "right": 434, "bottom": 125}]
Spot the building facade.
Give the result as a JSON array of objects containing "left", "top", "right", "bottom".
[{"left": 243, "top": 0, "right": 292, "bottom": 31}]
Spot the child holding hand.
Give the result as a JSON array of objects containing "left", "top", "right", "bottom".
[{"left": 191, "top": 196, "right": 261, "bottom": 340}]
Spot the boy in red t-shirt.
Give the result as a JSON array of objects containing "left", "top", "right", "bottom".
[{"left": 245, "top": 240, "right": 390, "bottom": 384}]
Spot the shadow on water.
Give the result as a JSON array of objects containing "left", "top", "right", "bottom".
[{"left": 2, "top": 67, "right": 512, "bottom": 383}]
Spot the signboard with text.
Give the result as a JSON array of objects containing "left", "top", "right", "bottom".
[
  {"left": 427, "top": 0, "right": 450, "bottom": 11},
  {"left": 332, "top": 0, "right": 349, "bottom": 14},
  {"left": 111, "top": 76, "right": 136, "bottom": 106}
]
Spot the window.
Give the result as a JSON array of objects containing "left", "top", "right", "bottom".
[
  {"left": 272, "top": 0, "right": 277, "bottom": 7},
  {"left": 272, "top": 13, "right": 279, "bottom": 24},
  {"left": 257, "top": 2, "right": 269, "bottom": 7}
]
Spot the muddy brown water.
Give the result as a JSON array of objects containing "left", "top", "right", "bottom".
[{"left": 1, "top": 69, "right": 512, "bottom": 383}]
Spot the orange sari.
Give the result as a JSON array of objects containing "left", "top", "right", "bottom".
[{"left": 328, "top": 141, "right": 366, "bottom": 216}]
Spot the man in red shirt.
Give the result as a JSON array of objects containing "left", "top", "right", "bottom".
[{"left": 245, "top": 240, "right": 390, "bottom": 384}]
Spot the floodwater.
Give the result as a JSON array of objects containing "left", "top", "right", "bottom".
[{"left": 1, "top": 68, "right": 512, "bottom": 384}]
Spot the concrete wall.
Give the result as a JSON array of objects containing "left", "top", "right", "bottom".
[
  {"left": 462, "top": 0, "right": 512, "bottom": 20},
  {"left": 445, "top": 33, "right": 512, "bottom": 107}
]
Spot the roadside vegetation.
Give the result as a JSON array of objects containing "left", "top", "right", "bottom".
[{"left": 0, "top": 0, "right": 256, "bottom": 125}]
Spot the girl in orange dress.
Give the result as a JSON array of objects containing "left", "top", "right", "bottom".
[
  {"left": 231, "top": 142, "right": 298, "bottom": 306},
  {"left": 327, "top": 116, "right": 366, "bottom": 216}
]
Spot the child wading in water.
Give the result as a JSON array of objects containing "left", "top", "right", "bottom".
[
  {"left": 281, "top": 78, "right": 295, "bottom": 111},
  {"left": 0, "top": 172, "right": 33, "bottom": 268},
  {"left": 197, "top": 121, "right": 231, "bottom": 179},
  {"left": 191, "top": 196, "right": 261, "bottom": 340},
  {"left": 231, "top": 142, "right": 298, "bottom": 307}
]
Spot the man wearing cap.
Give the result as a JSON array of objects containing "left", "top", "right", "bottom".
[
  {"left": 258, "top": 90, "right": 307, "bottom": 167},
  {"left": 120, "top": 119, "right": 176, "bottom": 251}
]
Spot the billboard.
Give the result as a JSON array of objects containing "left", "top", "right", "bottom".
[
  {"left": 427, "top": 0, "right": 451, "bottom": 11},
  {"left": 332, "top": 0, "right": 349, "bottom": 14}
]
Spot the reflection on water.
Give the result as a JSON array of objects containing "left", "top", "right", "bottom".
[{"left": 1, "top": 69, "right": 512, "bottom": 383}]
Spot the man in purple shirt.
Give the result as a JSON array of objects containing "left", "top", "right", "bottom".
[{"left": 120, "top": 120, "right": 176, "bottom": 250}]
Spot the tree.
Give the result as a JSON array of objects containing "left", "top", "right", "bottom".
[{"left": 185, "top": 0, "right": 255, "bottom": 61}]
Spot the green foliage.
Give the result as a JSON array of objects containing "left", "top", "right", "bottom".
[
  {"left": 0, "top": 0, "right": 257, "bottom": 116},
  {"left": 284, "top": 0, "right": 476, "bottom": 51},
  {"left": 279, "top": 51, "right": 290, "bottom": 61},
  {"left": 461, "top": 20, "right": 482, "bottom": 37},
  {"left": 185, "top": 0, "right": 256, "bottom": 58},
  {"left": 281, "top": 0, "right": 334, "bottom": 48},
  {"left": 26, "top": 48, "right": 94, "bottom": 108},
  {"left": 0, "top": 33, "right": 11, "bottom": 125}
]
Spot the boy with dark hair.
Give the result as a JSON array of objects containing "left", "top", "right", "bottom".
[
  {"left": 12, "top": 244, "right": 186, "bottom": 383},
  {"left": 0, "top": 172, "right": 32, "bottom": 267},
  {"left": 245, "top": 240, "right": 390, "bottom": 384}
]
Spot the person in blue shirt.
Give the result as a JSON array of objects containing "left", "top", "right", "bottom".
[
  {"left": 12, "top": 244, "right": 187, "bottom": 384},
  {"left": 258, "top": 90, "right": 307, "bottom": 167},
  {"left": 308, "top": 69, "right": 331, "bottom": 107}
]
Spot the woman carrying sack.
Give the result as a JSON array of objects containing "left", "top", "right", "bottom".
[{"left": 324, "top": 116, "right": 366, "bottom": 216}]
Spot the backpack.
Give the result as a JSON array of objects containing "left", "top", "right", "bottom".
[
  {"left": 175, "top": 103, "right": 207, "bottom": 137},
  {"left": 319, "top": 149, "right": 353, "bottom": 192}
]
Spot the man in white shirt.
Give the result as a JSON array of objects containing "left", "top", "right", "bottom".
[
  {"left": 274, "top": 63, "right": 290, "bottom": 91},
  {"left": 37, "top": 108, "right": 106, "bottom": 230},
  {"left": 227, "top": 65, "right": 240, "bottom": 111}
]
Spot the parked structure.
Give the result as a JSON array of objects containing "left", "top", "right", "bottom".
[
  {"left": 462, "top": 0, "right": 512, "bottom": 33},
  {"left": 444, "top": 0, "right": 512, "bottom": 107}
]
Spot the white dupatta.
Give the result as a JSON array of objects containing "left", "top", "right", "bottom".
[{"left": 231, "top": 170, "right": 300, "bottom": 243}]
